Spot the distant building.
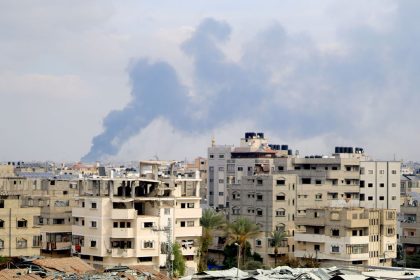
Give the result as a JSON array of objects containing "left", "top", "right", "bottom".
[{"left": 295, "top": 207, "right": 397, "bottom": 267}]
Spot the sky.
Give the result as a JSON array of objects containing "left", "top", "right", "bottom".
[{"left": 0, "top": 0, "right": 419, "bottom": 162}]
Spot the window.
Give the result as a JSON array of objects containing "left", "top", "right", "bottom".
[
  {"left": 256, "top": 194, "right": 263, "bottom": 201},
  {"left": 0, "top": 200, "right": 4, "bottom": 208},
  {"left": 379, "top": 196, "right": 384, "bottom": 201},
  {"left": 276, "top": 179, "right": 285, "bottom": 185},
  {"left": 218, "top": 167, "right": 224, "bottom": 171},
  {"left": 218, "top": 192, "right": 224, "bottom": 196},
  {"left": 209, "top": 154, "right": 214, "bottom": 159},
  {"left": 144, "top": 222, "right": 153, "bottom": 228},
  {"left": 139, "top": 257, "right": 153, "bottom": 262},
  {"left": 232, "top": 207, "right": 240, "bottom": 215},
  {"left": 331, "top": 245, "right": 340, "bottom": 253},
  {"left": 144, "top": 241, "right": 154, "bottom": 248},
  {"left": 256, "top": 208, "right": 263, "bottom": 216},
  {"left": 380, "top": 183, "right": 385, "bottom": 188},
  {"left": 315, "top": 194, "right": 322, "bottom": 200},
  {"left": 392, "top": 170, "right": 397, "bottom": 174},
  {"left": 332, "top": 229, "right": 340, "bottom": 237},
  {"left": 16, "top": 239, "right": 27, "bottom": 249},
  {"left": 232, "top": 192, "right": 240, "bottom": 200},
  {"left": 256, "top": 239, "right": 262, "bottom": 247},
  {"left": 90, "top": 240, "right": 97, "bottom": 248},
  {"left": 113, "top": 222, "right": 118, "bottom": 228},
  {"left": 360, "top": 194, "right": 365, "bottom": 201},
  {"left": 276, "top": 194, "right": 285, "bottom": 201},
  {"left": 82, "top": 201, "right": 85, "bottom": 208},
  {"left": 33, "top": 236, "right": 41, "bottom": 247},
  {"left": 17, "top": 219, "right": 27, "bottom": 228},
  {"left": 368, "top": 183, "right": 373, "bottom": 188},
  {"left": 379, "top": 170, "right": 385, "bottom": 174},
  {"left": 360, "top": 168, "right": 365, "bottom": 175},
  {"left": 91, "top": 202, "right": 97, "bottom": 209},
  {"left": 352, "top": 230, "right": 357, "bottom": 236},
  {"left": 315, "top": 180, "right": 322, "bottom": 185},
  {"left": 218, "top": 179, "right": 224, "bottom": 183},
  {"left": 368, "top": 170, "right": 373, "bottom": 174},
  {"left": 368, "top": 196, "right": 373, "bottom": 201},
  {"left": 164, "top": 208, "right": 170, "bottom": 215},
  {"left": 90, "top": 221, "right": 97, "bottom": 228},
  {"left": 314, "top": 244, "right": 320, "bottom": 251},
  {"left": 276, "top": 209, "right": 285, "bottom": 217},
  {"left": 302, "top": 178, "right": 311, "bottom": 184},
  {"left": 237, "top": 167, "right": 243, "bottom": 171},
  {"left": 360, "top": 180, "right": 365, "bottom": 188},
  {"left": 392, "top": 183, "right": 396, "bottom": 188},
  {"left": 0, "top": 220, "right": 4, "bottom": 228},
  {"left": 392, "top": 196, "right": 396, "bottom": 200},
  {"left": 0, "top": 239, "right": 3, "bottom": 249},
  {"left": 257, "top": 179, "right": 263, "bottom": 185},
  {"left": 219, "top": 154, "right": 225, "bottom": 159}
]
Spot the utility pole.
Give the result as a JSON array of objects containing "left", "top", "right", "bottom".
[{"left": 153, "top": 218, "right": 173, "bottom": 279}]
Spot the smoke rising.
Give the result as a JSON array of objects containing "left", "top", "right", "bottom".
[{"left": 83, "top": 1, "right": 420, "bottom": 161}]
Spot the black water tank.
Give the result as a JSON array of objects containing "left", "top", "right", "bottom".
[
  {"left": 281, "top": 145, "right": 289, "bottom": 151},
  {"left": 349, "top": 147, "right": 354, "bottom": 153},
  {"left": 288, "top": 149, "right": 292, "bottom": 155},
  {"left": 257, "top": 132, "right": 264, "bottom": 138},
  {"left": 335, "top": 147, "right": 340, "bottom": 153}
]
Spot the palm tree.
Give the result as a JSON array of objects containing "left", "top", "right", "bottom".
[
  {"left": 198, "top": 208, "right": 226, "bottom": 272},
  {"left": 227, "top": 217, "right": 260, "bottom": 268},
  {"left": 270, "top": 230, "right": 287, "bottom": 267}
]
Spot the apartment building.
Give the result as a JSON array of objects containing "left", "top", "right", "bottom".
[
  {"left": 186, "top": 157, "right": 208, "bottom": 201},
  {"left": 214, "top": 133, "right": 401, "bottom": 266},
  {"left": 209, "top": 133, "right": 401, "bottom": 213},
  {"left": 0, "top": 196, "right": 42, "bottom": 257},
  {"left": 228, "top": 173, "right": 298, "bottom": 265},
  {"left": 359, "top": 161, "right": 401, "bottom": 212},
  {"left": 295, "top": 207, "right": 397, "bottom": 267},
  {"left": 208, "top": 133, "right": 292, "bottom": 209},
  {"left": 0, "top": 175, "right": 79, "bottom": 256},
  {"left": 72, "top": 161, "right": 202, "bottom": 273}
]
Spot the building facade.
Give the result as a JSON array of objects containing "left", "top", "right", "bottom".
[
  {"left": 295, "top": 207, "right": 397, "bottom": 267},
  {"left": 72, "top": 161, "right": 202, "bottom": 273}
]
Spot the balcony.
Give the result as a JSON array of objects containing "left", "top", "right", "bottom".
[
  {"left": 266, "top": 246, "right": 288, "bottom": 255},
  {"left": 294, "top": 250, "right": 369, "bottom": 261},
  {"left": 111, "top": 228, "right": 135, "bottom": 238},
  {"left": 294, "top": 233, "right": 327, "bottom": 243},
  {"left": 175, "top": 226, "right": 202, "bottom": 237},
  {"left": 295, "top": 234, "right": 369, "bottom": 245},
  {"left": 327, "top": 170, "right": 359, "bottom": 180},
  {"left": 344, "top": 219, "right": 369, "bottom": 228},
  {"left": 175, "top": 208, "right": 202, "bottom": 219},
  {"left": 295, "top": 217, "right": 325, "bottom": 226},
  {"left": 401, "top": 236, "right": 420, "bottom": 245},
  {"left": 111, "top": 209, "right": 136, "bottom": 220},
  {"left": 111, "top": 248, "right": 136, "bottom": 258}
]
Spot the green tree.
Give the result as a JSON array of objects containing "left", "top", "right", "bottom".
[
  {"left": 270, "top": 230, "right": 287, "bottom": 267},
  {"left": 198, "top": 208, "right": 226, "bottom": 272},
  {"left": 227, "top": 217, "right": 260, "bottom": 267},
  {"left": 172, "top": 242, "right": 186, "bottom": 277}
]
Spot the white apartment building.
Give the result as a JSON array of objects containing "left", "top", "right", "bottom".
[
  {"left": 215, "top": 133, "right": 401, "bottom": 266},
  {"left": 208, "top": 132, "right": 291, "bottom": 209},
  {"left": 359, "top": 161, "right": 401, "bottom": 212},
  {"left": 295, "top": 207, "right": 397, "bottom": 267},
  {"left": 72, "top": 161, "right": 202, "bottom": 273}
]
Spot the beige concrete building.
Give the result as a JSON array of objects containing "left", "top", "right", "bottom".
[
  {"left": 72, "top": 161, "right": 202, "bottom": 273},
  {"left": 214, "top": 133, "right": 401, "bottom": 266},
  {"left": 295, "top": 207, "right": 397, "bottom": 267},
  {"left": 0, "top": 196, "right": 42, "bottom": 257},
  {"left": 0, "top": 176, "right": 78, "bottom": 256},
  {"left": 228, "top": 173, "right": 297, "bottom": 265}
]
